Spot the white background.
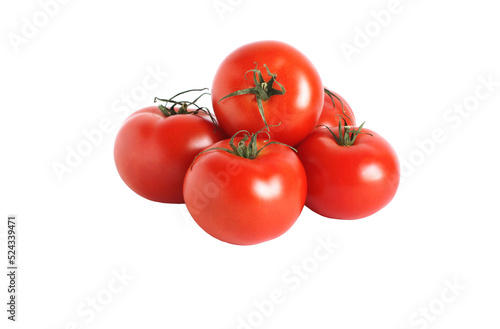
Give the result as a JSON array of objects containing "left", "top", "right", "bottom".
[{"left": 1, "top": 0, "right": 499, "bottom": 328}]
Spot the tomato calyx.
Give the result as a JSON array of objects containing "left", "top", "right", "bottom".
[
  {"left": 218, "top": 63, "right": 286, "bottom": 130},
  {"left": 319, "top": 120, "right": 373, "bottom": 147},
  {"left": 192, "top": 126, "right": 296, "bottom": 168},
  {"left": 154, "top": 88, "right": 218, "bottom": 125},
  {"left": 324, "top": 88, "right": 353, "bottom": 125}
]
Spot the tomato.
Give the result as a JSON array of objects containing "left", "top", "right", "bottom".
[
  {"left": 183, "top": 131, "right": 307, "bottom": 245},
  {"left": 296, "top": 124, "right": 399, "bottom": 219},
  {"left": 317, "top": 88, "right": 356, "bottom": 127},
  {"left": 114, "top": 94, "right": 226, "bottom": 203},
  {"left": 211, "top": 40, "right": 324, "bottom": 146}
]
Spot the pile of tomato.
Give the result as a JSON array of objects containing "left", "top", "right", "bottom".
[{"left": 114, "top": 40, "right": 400, "bottom": 246}]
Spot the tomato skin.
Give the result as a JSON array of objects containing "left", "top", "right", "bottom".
[
  {"left": 317, "top": 88, "right": 356, "bottom": 127},
  {"left": 211, "top": 40, "right": 324, "bottom": 146},
  {"left": 114, "top": 106, "right": 226, "bottom": 203},
  {"left": 297, "top": 127, "right": 399, "bottom": 219},
  {"left": 183, "top": 138, "right": 307, "bottom": 245}
]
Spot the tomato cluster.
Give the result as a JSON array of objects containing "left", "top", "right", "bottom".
[{"left": 114, "top": 40, "right": 400, "bottom": 245}]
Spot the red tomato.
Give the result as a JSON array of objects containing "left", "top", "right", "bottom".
[
  {"left": 183, "top": 134, "right": 307, "bottom": 245},
  {"left": 297, "top": 125, "right": 399, "bottom": 219},
  {"left": 318, "top": 88, "right": 356, "bottom": 127},
  {"left": 211, "top": 40, "right": 324, "bottom": 146},
  {"left": 114, "top": 105, "right": 226, "bottom": 203}
]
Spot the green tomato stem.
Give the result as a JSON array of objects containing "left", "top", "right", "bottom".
[{"left": 218, "top": 63, "right": 286, "bottom": 130}]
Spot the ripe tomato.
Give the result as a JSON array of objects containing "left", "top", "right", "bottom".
[
  {"left": 183, "top": 132, "right": 307, "bottom": 245},
  {"left": 317, "top": 88, "right": 356, "bottom": 127},
  {"left": 297, "top": 125, "right": 399, "bottom": 219},
  {"left": 211, "top": 40, "right": 324, "bottom": 146},
  {"left": 114, "top": 101, "right": 226, "bottom": 203}
]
